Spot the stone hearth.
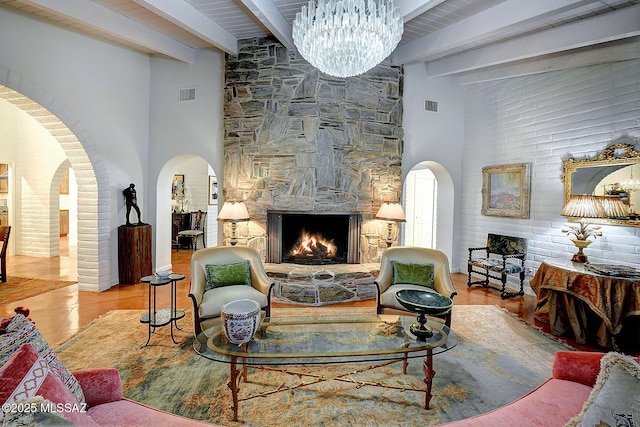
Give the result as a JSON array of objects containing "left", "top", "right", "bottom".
[{"left": 223, "top": 37, "right": 404, "bottom": 263}]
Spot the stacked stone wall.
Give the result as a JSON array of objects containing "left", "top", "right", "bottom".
[{"left": 223, "top": 37, "right": 404, "bottom": 262}]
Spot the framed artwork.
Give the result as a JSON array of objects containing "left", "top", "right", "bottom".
[
  {"left": 172, "top": 174, "right": 184, "bottom": 200},
  {"left": 0, "top": 164, "right": 7, "bottom": 193},
  {"left": 209, "top": 176, "right": 218, "bottom": 205},
  {"left": 481, "top": 163, "right": 531, "bottom": 219}
]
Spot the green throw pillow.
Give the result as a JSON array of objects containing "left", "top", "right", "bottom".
[
  {"left": 205, "top": 261, "right": 251, "bottom": 291},
  {"left": 392, "top": 261, "right": 434, "bottom": 288}
]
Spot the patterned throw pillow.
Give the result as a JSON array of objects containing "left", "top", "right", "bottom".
[
  {"left": 0, "top": 312, "right": 85, "bottom": 405},
  {"left": 0, "top": 344, "right": 96, "bottom": 426},
  {"left": 565, "top": 352, "right": 640, "bottom": 427},
  {"left": 391, "top": 261, "right": 435, "bottom": 288},
  {"left": 205, "top": 261, "right": 251, "bottom": 291}
]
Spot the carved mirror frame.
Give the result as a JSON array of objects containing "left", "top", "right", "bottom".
[{"left": 562, "top": 142, "right": 640, "bottom": 227}]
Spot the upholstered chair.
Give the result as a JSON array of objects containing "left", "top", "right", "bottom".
[
  {"left": 375, "top": 246, "right": 457, "bottom": 327},
  {"left": 189, "top": 246, "right": 274, "bottom": 336}
]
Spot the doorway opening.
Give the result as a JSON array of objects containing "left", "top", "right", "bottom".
[{"left": 401, "top": 161, "right": 455, "bottom": 267}]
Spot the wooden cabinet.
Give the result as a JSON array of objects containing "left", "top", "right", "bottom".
[
  {"left": 118, "top": 224, "right": 152, "bottom": 284},
  {"left": 60, "top": 210, "right": 69, "bottom": 236}
]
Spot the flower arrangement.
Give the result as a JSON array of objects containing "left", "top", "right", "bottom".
[{"left": 561, "top": 220, "right": 602, "bottom": 241}]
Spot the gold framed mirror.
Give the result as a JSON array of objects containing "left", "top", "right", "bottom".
[{"left": 562, "top": 142, "right": 640, "bottom": 226}]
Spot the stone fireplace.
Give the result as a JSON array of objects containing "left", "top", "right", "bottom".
[
  {"left": 223, "top": 37, "right": 404, "bottom": 263},
  {"left": 266, "top": 211, "right": 361, "bottom": 264}
]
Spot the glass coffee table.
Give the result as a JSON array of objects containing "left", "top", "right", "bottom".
[{"left": 193, "top": 313, "right": 457, "bottom": 421}]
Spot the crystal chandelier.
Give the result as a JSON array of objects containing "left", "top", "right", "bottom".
[
  {"left": 619, "top": 167, "right": 640, "bottom": 192},
  {"left": 292, "top": 0, "right": 404, "bottom": 78}
]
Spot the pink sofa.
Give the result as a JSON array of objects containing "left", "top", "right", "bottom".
[
  {"left": 439, "top": 351, "right": 604, "bottom": 426},
  {"left": 73, "top": 367, "right": 217, "bottom": 426}
]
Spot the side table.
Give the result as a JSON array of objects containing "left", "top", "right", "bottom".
[
  {"left": 140, "top": 273, "right": 186, "bottom": 347},
  {"left": 530, "top": 259, "right": 640, "bottom": 349}
]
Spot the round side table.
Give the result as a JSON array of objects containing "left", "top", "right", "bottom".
[{"left": 140, "top": 273, "right": 186, "bottom": 346}]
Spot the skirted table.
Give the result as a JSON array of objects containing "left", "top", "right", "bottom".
[{"left": 530, "top": 259, "right": 640, "bottom": 349}]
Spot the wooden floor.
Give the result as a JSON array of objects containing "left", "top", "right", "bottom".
[{"left": 1, "top": 238, "right": 597, "bottom": 352}]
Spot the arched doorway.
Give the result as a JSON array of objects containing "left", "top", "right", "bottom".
[
  {"left": 402, "top": 161, "right": 455, "bottom": 263},
  {"left": 0, "top": 85, "right": 110, "bottom": 291},
  {"left": 156, "top": 155, "right": 219, "bottom": 271}
]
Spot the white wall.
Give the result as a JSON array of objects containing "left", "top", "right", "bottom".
[
  {"left": 149, "top": 50, "right": 224, "bottom": 272},
  {"left": 0, "top": 6, "right": 225, "bottom": 289},
  {"left": 402, "top": 63, "right": 466, "bottom": 266},
  {"left": 0, "top": 101, "right": 67, "bottom": 256},
  {"left": 459, "top": 59, "right": 640, "bottom": 293}
]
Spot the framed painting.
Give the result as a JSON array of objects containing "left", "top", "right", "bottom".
[
  {"left": 208, "top": 176, "right": 218, "bottom": 205},
  {"left": 481, "top": 163, "right": 531, "bottom": 219},
  {"left": 0, "top": 164, "right": 7, "bottom": 193},
  {"left": 172, "top": 174, "right": 184, "bottom": 200}
]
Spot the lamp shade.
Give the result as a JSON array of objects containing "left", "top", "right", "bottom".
[
  {"left": 596, "top": 196, "right": 628, "bottom": 218},
  {"left": 217, "top": 201, "right": 250, "bottom": 222},
  {"left": 375, "top": 202, "right": 406, "bottom": 222},
  {"left": 561, "top": 195, "right": 607, "bottom": 218}
]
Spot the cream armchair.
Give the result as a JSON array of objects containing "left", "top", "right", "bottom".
[
  {"left": 375, "top": 246, "right": 457, "bottom": 327},
  {"left": 189, "top": 246, "right": 274, "bottom": 336}
]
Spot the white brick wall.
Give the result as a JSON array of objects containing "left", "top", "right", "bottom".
[{"left": 460, "top": 59, "right": 640, "bottom": 294}]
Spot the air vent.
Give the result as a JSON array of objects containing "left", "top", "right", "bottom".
[
  {"left": 179, "top": 88, "right": 196, "bottom": 101},
  {"left": 424, "top": 99, "right": 438, "bottom": 112}
]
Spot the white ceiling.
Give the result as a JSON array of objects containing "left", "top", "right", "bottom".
[{"left": 2, "top": 0, "right": 640, "bottom": 80}]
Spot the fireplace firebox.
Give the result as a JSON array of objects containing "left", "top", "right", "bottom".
[{"left": 267, "top": 211, "right": 361, "bottom": 264}]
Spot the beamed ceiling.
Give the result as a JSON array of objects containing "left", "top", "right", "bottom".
[{"left": 1, "top": 0, "right": 640, "bottom": 82}]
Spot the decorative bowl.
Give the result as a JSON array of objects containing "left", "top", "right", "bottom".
[
  {"left": 221, "top": 299, "right": 261, "bottom": 345},
  {"left": 395, "top": 289, "right": 453, "bottom": 317},
  {"left": 155, "top": 270, "right": 172, "bottom": 278},
  {"left": 395, "top": 289, "right": 453, "bottom": 341}
]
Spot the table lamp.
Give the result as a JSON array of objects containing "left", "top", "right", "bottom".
[
  {"left": 596, "top": 195, "right": 628, "bottom": 218},
  {"left": 375, "top": 202, "right": 406, "bottom": 247},
  {"left": 561, "top": 195, "right": 607, "bottom": 263},
  {"left": 218, "top": 200, "right": 250, "bottom": 246}
]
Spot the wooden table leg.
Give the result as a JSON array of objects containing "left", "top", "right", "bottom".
[
  {"left": 228, "top": 357, "right": 240, "bottom": 421},
  {"left": 423, "top": 348, "right": 434, "bottom": 409}
]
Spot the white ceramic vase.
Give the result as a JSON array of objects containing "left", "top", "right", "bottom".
[{"left": 221, "top": 299, "right": 261, "bottom": 345}]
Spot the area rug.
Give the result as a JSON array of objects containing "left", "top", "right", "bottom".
[
  {"left": 55, "top": 306, "right": 572, "bottom": 427},
  {"left": 0, "top": 277, "right": 76, "bottom": 304}
]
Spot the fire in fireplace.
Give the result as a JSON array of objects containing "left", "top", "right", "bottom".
[
  {"left": 288, "top": 230, "right": 338, "bottom": 262},
  {"left": 266, "top": 211, "right": 361, "bottom": 264}
]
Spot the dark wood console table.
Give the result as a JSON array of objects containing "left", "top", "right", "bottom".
[{"left": 530, "top": 259, "right": 640, "bottom": 349}]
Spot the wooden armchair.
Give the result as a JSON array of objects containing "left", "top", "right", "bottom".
[
  {"left": 467, "top": 233, "right": 527, "bottom": 299},
  {"left": 189, "top": 246, "right": 274, "bottom": 336},
  {"left": 0, "top": 226, "right": 10, "bottom": 282},
  {"left": 375, "top": 246, "right": 457, "bottom": 327}
]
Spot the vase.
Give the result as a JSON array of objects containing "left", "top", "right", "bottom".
[
  {"left": 570, "top": 239, "right": 592, "bottom": 263},
  {"left": 221, "top": 299, "right": 261, "bottom": 345}
]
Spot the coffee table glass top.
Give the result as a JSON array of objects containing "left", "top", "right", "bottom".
[{"left": 194, "top": 314, "right": 457, "bottom": 365}]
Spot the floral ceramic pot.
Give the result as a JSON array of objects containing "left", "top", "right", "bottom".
[{"left": 221, "top": 299, "right": 261, "bottom": 345}]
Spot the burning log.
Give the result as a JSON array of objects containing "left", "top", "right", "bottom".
[{"left": 289, "top": 230, "right": 337, "bottom": 260}]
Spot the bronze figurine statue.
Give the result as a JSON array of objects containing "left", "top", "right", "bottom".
[{"left": 123, "top": 183, "right": 143, "bottom": 226}]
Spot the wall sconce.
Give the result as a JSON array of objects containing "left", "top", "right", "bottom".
[
  {"left": 375, "top": 202, "right": 406, "bottom": 248},
  {"left": 217, "top": 200, "right": 250, "bottom": 246}
]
